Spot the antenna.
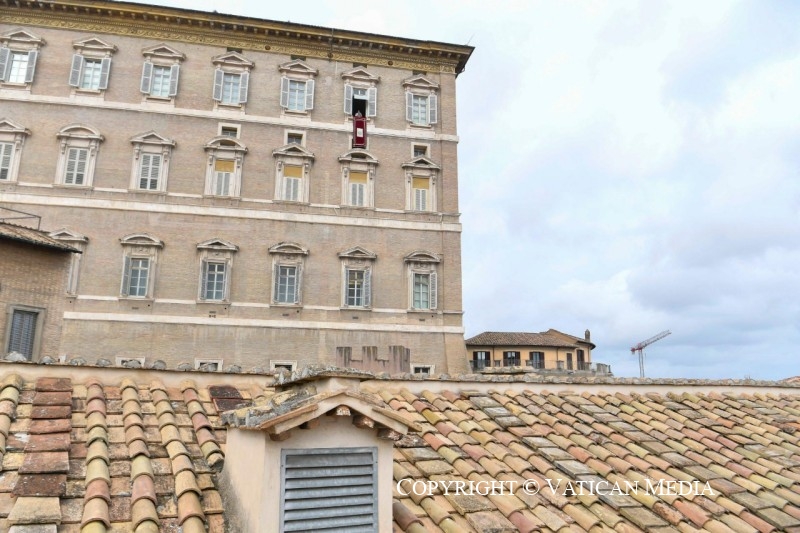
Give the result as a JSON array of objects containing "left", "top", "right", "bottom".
[{"left": 630, "top": 330, "right": 671, "bottom": 378}]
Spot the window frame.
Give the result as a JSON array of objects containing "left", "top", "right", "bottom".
[
  {"left": 129, "top": 131, "right": 175, "bottom": 193},
  {"left": 502, "top": 351, "right": 521, "bottom": 367},
  {"left": 211, "top": 51, "right": 254, "bottom": 109},
  {"left": 339, "top": 247, "right": 377, "bottom": 310},
  {"left": 0, "top": 119, "right": 30, "bottom": 183},
  {"left": 55, "top": 124, "right": 104, "bottom": 188},
  {"left": 48, "top": 228, "right": 88, "bottom": 296},
  {"left": 197, "top": 239, "right": 238, "bottom": 303},
  {"left": 204, "top": 137, "right": 247, "bottom": 198},
  {"left": 68, "top": 37, "right": 117, "bottom": 94},
  {"left": 402, "top": 156, "right": 440, "bottom": 213},
  {"left": 0, "top": 29, "right": 45, "bottom": 90},
  {"left": 412, "top": 364, "right": 435, "bottom": 375},
  {"left": 404, "top": 251, "right": 440, "bottom": 311},
  {"left": 140, "top": 43, "right": 185, "bottom": 102},
  {"left": 273, "top": 144, "right": 314, "bottom": 204},
  {"left": 269, "top": 242, "right": 308, "bottom": 306},
  {"left": 278, "top": 59, "right": 318, "bottom": 114},
  {"left": 119, "top": 233, "right": 163, "bottom": 300},
  {"left": 403, "top": 74, "right": 439, "bottom": 127},
  {"left": 339, "top": 149, "right": 378, "bottom": 209},
  {"left": 342, "top": 66, "right": 380, "bottom": 119},
  {"left": 4, "top": 305, "right": 44, "bottom": 360}
]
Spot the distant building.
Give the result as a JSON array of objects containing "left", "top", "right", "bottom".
[
  {"left": 465, "top": 328, "right": 611, "bottom": 374},
  {"left": 0, "top": 219, "right": 79, "bottom": 360}
]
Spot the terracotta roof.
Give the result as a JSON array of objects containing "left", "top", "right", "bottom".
[
  {"left": 466, "top": 331, "right": 591, "bottom": 348},
  {"left": 0, "top": 223, "right": 80, "bottom": 253},
  {"left": 0, "top": 366, "right": 800, "bottom": 532}
]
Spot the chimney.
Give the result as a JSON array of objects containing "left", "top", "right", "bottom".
[{"left": 585, "top": 329, "right": 591, "bottom": 341}]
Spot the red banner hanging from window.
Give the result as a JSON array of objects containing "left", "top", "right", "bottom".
[{"left": 353, "top": 111, "right": 367, "bottom": 148}]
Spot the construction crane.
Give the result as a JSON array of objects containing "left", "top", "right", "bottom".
[{"left": 631, "top": 330, "right": 671, "bottom": 378}]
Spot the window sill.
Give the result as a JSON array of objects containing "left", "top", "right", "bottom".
[
  {"left": 129, "top": 188, "right": 167, "bottom": 195},
  {"left": 340, "top": 306, "right": 372, "bottom": 311},
  {"left": 273, "top": 199, "right": 309, "bottom": 205},
  {"left": 143, "top": 95, "right": 175, "bottom": 107},
  {"left": 197, "top": 300, "right": 230, "bottom": 305},
  {"left": 272, "top": 302, "right": 302, "bottom": 308},
  {"left": 119, "top": 296, "right": 154, "bottom": 303},
  {"left": 341, "top": 205, "right": 375, "bottom": 211},
  {"left": 0, "top": 82, "right": 31, "bottom": 91},
  {"left": 214, "top": 102, "right": 245, "bottom": 112},
  {"left": 408, "top": 122, "right": 433, "bottom": 130},
  {"left": 407, "top": 308, "right": 438, "bottom": 314},
  {"left": 54, "top": 183, "right": 93, "bottom": 190}
]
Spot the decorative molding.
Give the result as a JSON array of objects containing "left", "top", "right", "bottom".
[{"left": 1, "top": 3, "right": 472, "bottom": 74}]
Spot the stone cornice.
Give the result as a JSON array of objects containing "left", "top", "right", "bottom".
[{"left": 1, "top": 0, "right": 474, "bottom": 74}]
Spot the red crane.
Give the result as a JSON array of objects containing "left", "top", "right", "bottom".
[{"left": 631, "top": 330, "right": 671, "bottom": 378}]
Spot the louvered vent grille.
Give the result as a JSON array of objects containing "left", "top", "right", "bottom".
[{"left": 280, "top": 447, "right": 378, "bottom": 532}]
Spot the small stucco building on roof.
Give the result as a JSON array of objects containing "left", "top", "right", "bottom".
[
  {"left": 466, "top": 329, "right": 607, "bottom": 375},
  {"left": 0, "top": 221, "right": 79, "bottom": 361}
]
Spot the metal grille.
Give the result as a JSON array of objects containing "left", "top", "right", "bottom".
[
  {"left": 280, "top": 447, "right": 378, "bottom": 532},
  {"left": 8, "top": 309, "right": 37, "bottom": 358}
]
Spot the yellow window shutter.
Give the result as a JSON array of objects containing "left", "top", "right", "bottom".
[
  {"left": 349, "top": 171, "right": 367, "bottom": 184},
  {"left": 215, "top": 159, "right": 235, "bottom": 172},
  {"left": 412, "top": 177, "right": 429, "bottom": 189},
  {"left": 284, "top": 165, "right": 303, "bottom": 178}
]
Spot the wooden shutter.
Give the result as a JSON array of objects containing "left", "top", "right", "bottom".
[
  {"left": 98, "top": 57, "right": 111, "bottom": 90},
  {"left": 212, "top": 68, "right": 224, "bottom": 101},
  {"left": 8, "top": 310, "right": 37, "bottom": 359},
  {"left": 405, "top": 92, "right": 413, "bottom": 122},
  {"left": 68, "top": 54, "right": 83, "bottom": 87},
  {"left": 24, "top": 50, "right": 38, "bottom": 83},
  {"left": 305, "top": 79, "right": 315, "bottom": 110},
  {"left": 0, "top": 48, "right": 9, "bottom": 82},
  {"left": 363, "top": 268, "right": 371, "bottom": 307},
  {"left": 367, "top": 87, "right": 377, "bottom": 117},
  {"left": 0, "top": 143, "right": 12, "bottom": 180},
  {"left": 293, "top": 265, "right": 301, "bottom": 304},
  {"left": 429, "top": 271, "right": 437, "bottom": 310},
  {"left": 281, "top": 447, "right": 377, "bottom": 532},
  {"left": 239, "top": 71, "right": 249, "bottom": 103},
  {"left": 200, "top": 261, "right": 208, "bottom": 300},
  {"left": 428, "top": 94, "right": 438, "bottom": 124},
  {"left": 272, "top": 263, "right": 280, "bottom": 302},
  {"left": 169, "top": 64, "right": 180, "bottom": 96},
  {"left": 121, "top": 256, "right": 131, "bottom": 296},
  {"left": 140, "top": 61, "right": 153, "bottom": 93},
  {"left": 344, "top": 84, "right": 353, "bottom": 115},
  {"left": 280, "top": 77, "right": 289, "bottom": 108}
]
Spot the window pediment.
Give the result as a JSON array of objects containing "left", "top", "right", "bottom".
[
  {"left": 130, "top": 131, "right": 175, "bottom": 147},
  {"left": 1, "top": 29, "right": 45, "bottom": 47},
  {"left": 401, "top": 156, "right": 440, "bottom": 171},
  {"left": 48, "top": 228, "right": 88, "bottom": 244},
  {"left": 404, "top": 251, "right": 440, "bottom": 264},
  {"left": 0, "top": 118, "right": 30, "bottom": 137},
  {"left": 278, "top": 59, "right": 318, "bottom": 77},
  {"left": 341, "top": 67, "right": 379, "bottom": 84},
  {"left": 212, "top": 51, "right": 254, "bottom": 69},
  {"left": 269, "top": 242, "right": 308, "bottom": 256},
  {"left": 338, "top": 246, "right": 376, "bottom": 260},
  {"left": 273, "top": 144, "right": 314, "bottom": 160},
  {"left": 338, "top": 149, "right": 378, "bottom": 165},
  {"left": 142, "top": 43, "right": 185, "bottom": 62},
  {"left": 403, "top": 74, "right": 439, "bottom": 90},
  {"left": 72, "top": 37, "right": 117, "bottom": 55},
  {"left": 57, "top": 124, "right": 103, "bottom": 142},
  {"left": 197, "top": 238, "right": 238, "bottom": 252},
  {"left": 120, "top": 233, "right": 163, "bottom": 248},
  {"left": 205, "top": 136, "right": 247, "bottom": 153}
]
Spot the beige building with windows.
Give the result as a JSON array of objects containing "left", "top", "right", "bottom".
[
  {"left": 465, "top": 329, "right": 610, "bottom": 374},
  {"left": 0, "top": 1, "right": 473, "bottom": 373}
]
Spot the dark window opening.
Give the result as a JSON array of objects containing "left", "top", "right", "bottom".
[
  {"left": 577, "top": 349, "right": 586, "bottom": 370},
  {"left": 471, "top": 351, "right": 489, "bottom": 371},
  {"left": 413, "top": 145, "right": 427, "bottom": 157},
  {"left": 8, "top": 309, "right": 37, "bottom": 359},
  {"left": 528, "top": 351, "right": 544, "bottom": 370},
  {"left": 566, "top": 353, "right": 573, "bottom": 370},
  {"left": 290, "top": 55, "right": 306, "bottom": 61},
  {"left": 352, "top": 96, "right": 367, "bottom": 116},
  {"left": 502, "top": 351, "right": 521, "bottom": 367},
  {"left": 226, "top": 47, "right": 243, "bottom": 53}
]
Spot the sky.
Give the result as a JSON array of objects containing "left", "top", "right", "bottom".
[{"left": 133, "top": 0, "right": 800, "bottom": 380}]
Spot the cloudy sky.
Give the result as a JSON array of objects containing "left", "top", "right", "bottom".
[{"left": 136, "top": 1, "right": 800, "bottom": 380}]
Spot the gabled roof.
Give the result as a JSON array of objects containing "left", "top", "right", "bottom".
[
  {"left": 0, "top": 222, "right": 80, "bottom": 253},
  {"left": 466, "top": 330, "right": 591, "bottom": 348}
]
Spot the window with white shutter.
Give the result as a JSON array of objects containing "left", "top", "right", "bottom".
[
  {"left": 139, "top": 44, "right": 184, "bottom": 100},
  {"left": 403, "top": 74, "right": 439, "bottom": 127},
  {"left": 280, "top": 448, "right": 378, "bottom": 533},
  {"left": 0, "top": 142, "right": 14, "bottom": 180},
  {"left": 196, "top": 239, "right": 237, "bottom": 302},
  {"left": 405, "top": 251, "right": 440, "bottom": 311},
  {"left": 138, "top": 153, "right": 161, "bottom": 190},
  {"left": 204, "top": 137, "right": 246, "bottom": 198},
  {"left": 210, "top": 51, "right": 253, "bottom": 107},
  {"left": 278, "top": 59, "right": 318, "bottom": 114},
  {"left": 120, "top": 233, "right": 162, "bottom": 299},
  {"left": 0, "top": 119, "right": 29, "bottom": 183},
  {"left": 129, "top": 131, "right": 174, "bottom": 193},
  {"left": 269, "top": 242, "right": 307, "bottom": 306},
  {"left": 64, "top": 147, "right": 88, "bottom": 185},
  {"left": 7, "top": 309, "right": 38, "bottom": 359},
  {"left": 0, "top": 30, "right": 44, "bottom": 87}
]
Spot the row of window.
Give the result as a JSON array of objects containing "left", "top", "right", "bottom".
[
  {"left": 0, "top": 31, "right": 440, "bottom": 126},
  {"left": 470, "top": 350, "right": 587, "bottom": 371},
  {"left": 0, "top": 121, "right": 441, "bottom": 212},
  {"left": 56, "top": 233, "right": 441, "bottom": 311}
]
